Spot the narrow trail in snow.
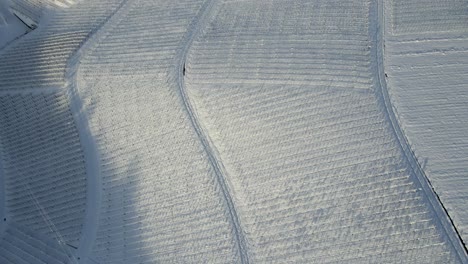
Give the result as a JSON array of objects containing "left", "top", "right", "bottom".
[
  {"left": 65, "top": 0, "right": 134, "bottom": 262},
  {"left": 176, "top": 0, "right": 250, "bottom": 263},
  {"left": 0, "top": 0, "right": 129, "bottom": 259},
  {"left": 372, "top": 0, "right": 468, "bottom": 261}
]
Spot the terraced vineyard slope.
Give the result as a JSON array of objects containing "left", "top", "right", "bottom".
[
  {"left": 0, "top": 0, "right": 466, "bottom": 263},
  {"left": 384, "top": 0, "right": 468, "bottom": 248}
]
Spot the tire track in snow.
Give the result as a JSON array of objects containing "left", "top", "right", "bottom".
[
  {"left": 176, "top": 1, "right": 250, "bottom": 263},
  {"left": 64, "top": 0, "right": 134, "bottom": 262},
  {"left": 372, "top": 0, "right": 468, "bottom": 261}
]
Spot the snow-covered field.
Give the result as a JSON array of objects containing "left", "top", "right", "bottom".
[
  {"left": 384, "top": 0, "right": 468, "bottom": 250},
  {"left": 0, "top": 0, "right": 28, "bottom": 49},
  {"left": 0, "top": 0, "right": 467, "bottom": 263}
]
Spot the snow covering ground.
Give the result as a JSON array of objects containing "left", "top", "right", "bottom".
[
  {"left": 384, "top": 0, "right": 468, "bottom": 248},
  {"left": 0, "top": 0, "right": 28, "bottom": 49},
  {"left": 0, "top": 0, "right": 467, "bottom": 263}
]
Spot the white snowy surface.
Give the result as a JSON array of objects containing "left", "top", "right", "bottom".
[
  {"left": 384, "top": 0, "right": 468, "bottom": 248},
  {"left": 75, "top": 1, "right": 243, "bottom": 262},
  {"left": 0, "top": 0, "right": 125, "bottom": 262},
  {"left": 0, "top": 0, "right": 466, "bottom": 263},
  {"left": 0, "top": 0, "right": 28, "bottom": 49},
  {"left": 8, "top": 0, "right": 76, "bottom": 24},
  {"left": 0, "top": 20, "right": 27, "bottom": 50},
  {"left": 0, "top": 93, "right": 88, "bottom": 246},
  {"left": 0, "top": 222, "right": 74, "bottom": 264}
]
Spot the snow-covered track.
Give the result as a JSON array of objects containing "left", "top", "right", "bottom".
[
  {"left": 176, "top": 0, "right": 249, "bottom": 262},
  {"left": 74, "top": 0, "right": 242, "bottom": 262},
  {"left": 0, "top": 0, "right": 466, "bottom": 262},
  {"left": 0, "top": 0, "right": 130, "bottom": 261},
  {"left": 383, "top": 0, "right": 468, "bottom": 253},
  {"left": 184, "top": 0, "right": 465, "bottom": 262},
  {"left": 372, "top": 0, "right": 468, "bottom": 260}
]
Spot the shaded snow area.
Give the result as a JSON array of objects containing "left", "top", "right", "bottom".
[
  {"left": 0, "top": 0, "right": 467, "bottom": 263},
  {"left": 0, "top": 0, "right": 28, "bottom": 49}
]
